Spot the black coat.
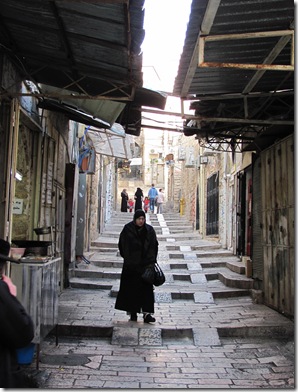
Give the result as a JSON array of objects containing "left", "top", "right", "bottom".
[
  {"left": 115, "top": 221, "right": 158, "bottom": 314},
  {"left": 134, "top": 189, "right": 143, "bottom": 211},
  {"left": 0, "top": 280, "right": 34, "bottom": 388},
  {"left": 120, "top": 191, "right": 128, "bottom": 212}
]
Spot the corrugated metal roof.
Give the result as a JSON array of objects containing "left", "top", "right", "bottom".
[
  {"left": 174, "top": 0, "right": 294, "bottom": 97},
  {"left": 0, "top": 0, "right": 144, "bottom": 97},
  {"left": 0, "top": 0, "right": 167, "bottom": 136},
  {"left": 173, "top": 0, "right": 294, "bottom": 151}
]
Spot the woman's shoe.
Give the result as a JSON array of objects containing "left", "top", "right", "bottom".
[
  {"left": 143, "top": 314, "right": 156, "bottom": 323},
  {"left": 130, "top": 313, "right": 137, "bottom": 321}
]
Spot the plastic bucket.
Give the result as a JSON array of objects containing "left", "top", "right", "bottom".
[{"left": 16, "top": 343, "right": 35, "bottom": 365}]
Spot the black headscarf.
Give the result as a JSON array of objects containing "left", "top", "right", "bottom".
[{"left": 133, "top": 209, "right": 146, "bottom": 221}]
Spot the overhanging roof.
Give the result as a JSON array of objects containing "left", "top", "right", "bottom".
[
  {"left": 0, "top": 0, "right": 145, "bottom": 99},
  {"left": 0, "top": 1, "right": 167, "bottom": 136},
  {"left": 173, "top": 0, "right": 294, "bottom": 152}
]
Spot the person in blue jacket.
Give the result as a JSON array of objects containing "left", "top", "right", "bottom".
[{"left": 148, "top": 184, "right": 158, "bottom": 213}]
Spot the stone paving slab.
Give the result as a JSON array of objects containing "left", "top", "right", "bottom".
[
  {"left": 111, "top": 327, "right": 139, "bottom": 345},
  {"left": 193, "top": 327, "right": 221, "bottom": 346},
  {"left": 26, "top": 335, "right": 294, "bottom": 389},
  {"left": 194, "top": 291, "right": 214, "bottom": 303}
]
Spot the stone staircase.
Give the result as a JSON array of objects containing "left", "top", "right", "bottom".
[
  {"left": 70, "top": 211, "right": 254, "bottom": 297},
  {"left": 62, "top": 211, "right": 294, "bottom": 343}
]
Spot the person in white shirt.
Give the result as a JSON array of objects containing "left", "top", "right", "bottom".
[{"left": 156, "top": 189, "right": 164, "bottom": 214}]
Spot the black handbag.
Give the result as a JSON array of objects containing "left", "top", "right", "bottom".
[
  {"left": 142, "top": 263, "right": 165, "bottom": 286},
  {"left": 153, "top": 263, "right": 166, "bottom": 286}
]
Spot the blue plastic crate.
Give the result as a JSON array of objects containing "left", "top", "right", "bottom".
[{"left": 16, "top": 343, "right": 35, "bottom": 365}]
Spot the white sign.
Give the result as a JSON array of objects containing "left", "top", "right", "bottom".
[{"left": 13, "top": 198, "right": 23, "bottom": 214}]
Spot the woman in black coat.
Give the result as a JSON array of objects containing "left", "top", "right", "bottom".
[
  {"left": 0, "top": 239, "right": 34, "bottom": 388},
  {"left": 134, "top": 187, "right": 143, "bottom": 211},
  {"left": 120, "top": 189, "right": 128, "bottom": 212},
  {"left": 115, "top": 209, "right": 158, "bottom": 323}
]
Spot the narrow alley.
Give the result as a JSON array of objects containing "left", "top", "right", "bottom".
[
  {"left": 26, "top": 211, "right": 294, "bottom": 389},
  {"left": 0, "top": 1, "right": 294, "bottom": 390}
]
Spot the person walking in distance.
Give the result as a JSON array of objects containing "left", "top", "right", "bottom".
[
  {"left": 120, "top": 189, "right": 129, "bottom": 212},
  {"left": 134, "top": 187, "right": 143, "bottom": 211},
  {"left": 115, "top": 210, "right": 158, "bottom": 323},
  {"left": 148, "top": 184, "right": 158, "bottom": 213},
  {"left": 156, "top": 188, "right": 165, "bottom": 214}
]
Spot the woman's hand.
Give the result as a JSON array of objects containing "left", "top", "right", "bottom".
[{"left": 2, "top": 275, "right": 17, "bottom": 296}]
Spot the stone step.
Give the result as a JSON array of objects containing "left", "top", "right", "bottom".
[
  {"left": 89, "top": 247, "right": 118, "bottom": 253},
  {"left": 87, "top": 260, "right": 123, "bottom": 268},
  {"left": 109, "top": 285, "right": 251, "bottom": 299},
  {"left": 97, "top": 233, "right": 203, "bottom": 242},
  {"left": 169, "top": 251, "right": 235, "bottom": 259},
  {"left": 200, "top": 259, "right": 246, "bottom": 275},
  {"left": 55, "top": 319, "right": 294, "bottom": 342},
  {"left": 218, "top": 270, "right": 254, "bottom": 289},
  {"left": 91, "top": 241, "right": 118, "bottom": 248},
  {"left": 73, "top": 269, "right": 121, "bottom": 280},
  {"left": 166, "top": 244, "right": 222, "bottom": 251},
  {"left": 69, "top": 277, "right": 115, "bottom": 290}
]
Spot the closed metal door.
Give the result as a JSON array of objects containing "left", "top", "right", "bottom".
[{"left": 261, "top": 135, "right": 294, "bottom": 317}]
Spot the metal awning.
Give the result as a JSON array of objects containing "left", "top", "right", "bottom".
[
  {"left": 0, "top": 0, "right": 145, "bottom": 100},
  {"left": 173, "top": 0, "right": 294, "bottom": 152},
  {"left": 37, "top": 86, "right": 167, "bottom": 135},
  {"left": 85, "top": 123, "right": 133, "bottom": 160},
  {"left": 0, "top": 1, "right": 167, "bottom": 136},
  {"left": 39, "top": 85, "right": 126, "bottom": 126},
  {"left": 38, "top": 99, "right": 111, "bottom": 128}
]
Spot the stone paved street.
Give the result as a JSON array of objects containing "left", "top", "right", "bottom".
[{"left": 25, "top": 212, "right": 295, "bottom": 389}]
